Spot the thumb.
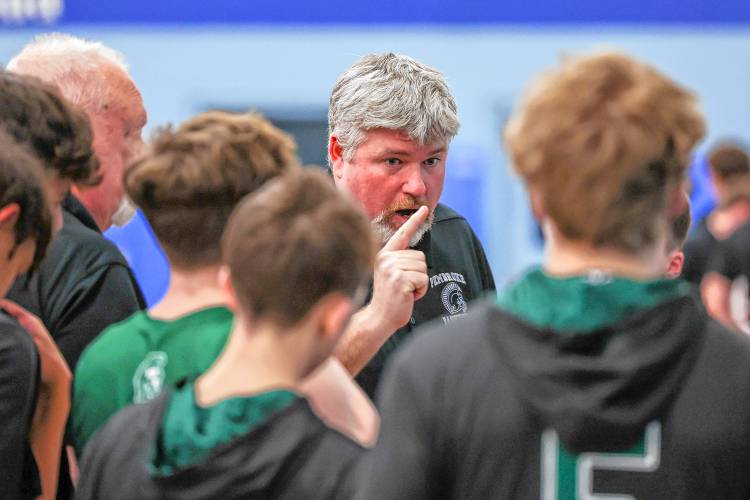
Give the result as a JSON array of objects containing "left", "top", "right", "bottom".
[{"left": 382, "top": 206, "right": 429, "bottom": 251}]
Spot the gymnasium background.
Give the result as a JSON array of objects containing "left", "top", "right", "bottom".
[{"left": 0, "top": 0, "right": 748, "bottom": 305}]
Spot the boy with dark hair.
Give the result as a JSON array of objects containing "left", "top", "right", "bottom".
[
  {"left": 362, "top": 51, "right": 750, "bottom": 499},
  {"left": 0, "top": 129, "right": 71, "bottom": 500},
  {"left": 0, "top": 70, "right": 99, "bottom": 236},
  {"left": 77, "top": 169, "right": 376, "bottom": 499}
]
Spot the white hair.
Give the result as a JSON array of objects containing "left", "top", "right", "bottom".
[
  {"left": 328, "top": 53, "right": 460, "bottom": 165},
  {"left": 7, "top": 32, "right": 131, "bottom": 113}
]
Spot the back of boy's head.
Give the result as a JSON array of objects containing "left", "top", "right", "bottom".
[
  {"left": 0, "top": 70, "right": 99, "bottom": 185},
  {"left": 708, "top": 142, "right": 750, "bottom": 181},
  {"left": 222, "top": 169, "right": 376, "bottom": 327},
  {"left": 125, "top": 111, "right": 301, "bottom": 269},
  {"left": 505, "top": 51, "right": 705, "bottom": 252},
  {"left": 0, "top": 129, "right": 52, "bottom": 269}
]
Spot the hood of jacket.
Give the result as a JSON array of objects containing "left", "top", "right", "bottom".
[{"left": 492, "top": 268, "right": 705, "bottom": 452}]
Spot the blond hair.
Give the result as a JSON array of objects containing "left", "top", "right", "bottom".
[{"left": 505, "top": 51, "right": 705, "bottom": 252}]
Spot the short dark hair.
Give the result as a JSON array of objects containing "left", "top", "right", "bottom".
[
  {"left": 708, "top": 142, "right": 750, "bottom": 181},
  {"left": 222, "top": 169, "right": 376, "bottom": 327},
  {"left": 0, "top": 70, "right": 99, "bottom": 185},
  {"left": 125, "top": 111, "right": 300, "bottom": 268},
  {"left": 0, "top": 129, "right": 52, "bottom": 270}
]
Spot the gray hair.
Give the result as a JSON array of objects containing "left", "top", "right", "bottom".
[
  {"left": 6, "top": 32, "right": 130, "bottom": 114},
  {"left": 328, "top": 53, "right": 460, "bottom": 164}
]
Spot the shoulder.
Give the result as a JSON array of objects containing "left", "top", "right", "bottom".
[
  {"left": 430, "top": 203, "right": 488, "bottom": 257},
  {"left": 75, "top": 313, "right": 146, "bottom": 376},
  {"left": 432, "top": 204, "right": 476, "bottom": 232},
  {"left": 96, "top": 395, "right": 162, "bottom": 442},
  {"left": 700, "top": 315, "right": 750, "bottom": 369},
  {"left": 78, "top": 394, "right": 164, "bottom": 494},
  {"left": 292, "top": 401, "right": 364, "bottom": 497},
  {"left": 59, "top": 212, "right": 130, "bottom": 267},
  {"left": 253, "top": 398, "right": 364, "bottom": 465},
  {"left": 432, "top": 203, "right": 466, "bottom": 223},
  {"left": 390, "top": 301, "right": 502, "bottom": 381},
  {"left": 0, "top": 313, "right": 37, "bottom": 371}
]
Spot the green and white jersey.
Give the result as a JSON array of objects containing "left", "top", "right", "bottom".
[{"left": 72, "top": 307, "right": 233, "bottom": 456}]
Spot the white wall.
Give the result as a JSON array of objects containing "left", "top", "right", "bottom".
[{"left": 2, "top": 25, "right": 749, "bottom": 284}]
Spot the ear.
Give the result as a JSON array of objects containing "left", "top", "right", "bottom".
[
  {"left": 316, "top": 292, "right": 354, "bottom": 341},
  {"left": 666, "top": 250, "right": 685, "bottom": 278},
  {"left": 328, "top": 136, "right": 345, "bottom": 180},
  {"left": 0, "top": 203, "right": 20, "bottom": 230},
  {"left": 218, "top": 265, "right": 239, "bottom": 312}
]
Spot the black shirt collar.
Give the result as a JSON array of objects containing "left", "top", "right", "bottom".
[{"left": 62, "top": 193, "right": 100, "bottom": 233}]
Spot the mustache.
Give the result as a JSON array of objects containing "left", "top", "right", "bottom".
[{"left": 384, "top": 197, "right": 428, "bottom": 214}]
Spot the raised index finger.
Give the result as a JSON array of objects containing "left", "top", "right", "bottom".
[{"left": 383, "top": 206, "right": 429, "bottom": 251}]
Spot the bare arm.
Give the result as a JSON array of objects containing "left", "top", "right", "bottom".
[
  {"left": 334, "top": 207, "right": 429, "bottom": 375},
  {"left": 701, "top": 272, "right": 736, "bottom": 330},
  {"left": 334, "top": 305, "right": 394, "bottom": 375},
  {"left": 299, "top": 358, "right": 379, "bottom": 446}
]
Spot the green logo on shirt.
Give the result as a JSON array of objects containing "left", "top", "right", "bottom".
[
  {"left": 132, "top": 351, "right": 168, "bottom": 403},
  {"left": 540, "top": 422, "right": 661, "bottom": 499}
]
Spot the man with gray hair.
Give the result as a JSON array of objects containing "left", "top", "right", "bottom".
[
  {"left": 329, "top": 53, "right": 495, "bottom": 398},
  {"left": 6, "top": 33, "right": 146, "bottom": 370}
]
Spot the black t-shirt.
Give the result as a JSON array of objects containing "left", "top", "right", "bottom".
[
  {"left": 707, "top": 220, "right": 750, "bottom": 282},
  {"left": 355, "top": 204, "right": 496, "bottom": 399},
  {"left": 682, "top": 217, "right": 718, "bottom": 285},
  {"left": 7, "top": 194, "right": 146, "bottom": 371},
  {"left": 0, "top": 312, "right": 40, "bottom": 500}
]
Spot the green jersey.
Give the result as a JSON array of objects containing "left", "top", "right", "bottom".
[{"left": 72, "top": 306, "right": 233, "bottom": 456}]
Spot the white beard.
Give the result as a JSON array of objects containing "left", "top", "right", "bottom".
[
  {"left": 372, "top": 211, "right": 434, "bottom": 248},
  {"left": 111, "top": 196, "right": 137, "bottom": 227}
]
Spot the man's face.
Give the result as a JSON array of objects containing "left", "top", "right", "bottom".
[
  {"left": 73, "top": 68, "right": 146, "bottom": 231},
  {"left": 331, "top": 128, "right": 447, "bottom": 246}
]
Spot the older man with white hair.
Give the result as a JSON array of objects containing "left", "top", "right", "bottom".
[
  {"left": 7, "top": 33, "right": 147, "bottom": 370},
  {"left": 329, "top": 53, "right": 496, "bottom": 398}
]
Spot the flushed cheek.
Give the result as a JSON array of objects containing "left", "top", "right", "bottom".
[{"left": 343, "top": 172, "right": 394, "bottom": 219}]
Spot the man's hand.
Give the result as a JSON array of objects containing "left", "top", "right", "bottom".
[
  {"left": 335, "top": 207, "right": 430, "bottom": 375},
  {"left": 370, "top": 206, "right": 430, "bottom": 331}
]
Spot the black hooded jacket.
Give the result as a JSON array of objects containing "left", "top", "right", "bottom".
[
  {"left": 361, "top": 295, "right": 750, "bottom": 499},
  {"left": 77, "top": 387, "right": 362, "bottom": 500}
]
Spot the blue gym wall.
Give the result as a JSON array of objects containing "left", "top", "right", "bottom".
[{"left": 1, "top": 1, "right": 749, "bottom": 304}]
